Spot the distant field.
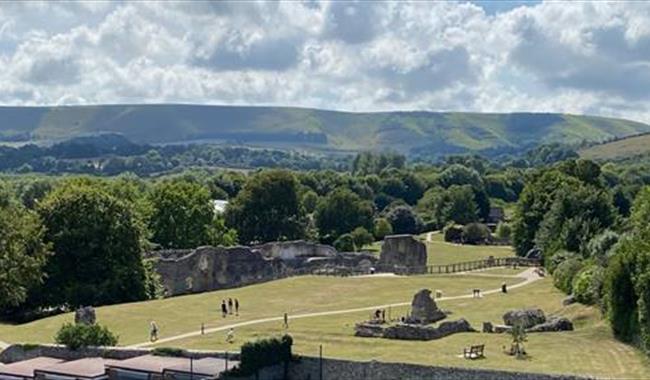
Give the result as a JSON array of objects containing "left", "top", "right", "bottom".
[
  {"left": 1, "top": 105, "right": 649, "bottom": 156},
  {"left": 423, "top": 232, "right": 514, "bottom": 265},
  {"left": 364, "top": 232, "right": 514, "bottom": 266},
  {"left": 172, "top": 279, "right": 650, "bottom": 379},
  {"left": 580, "top": 133, "right": 650, "bottom": 160}
]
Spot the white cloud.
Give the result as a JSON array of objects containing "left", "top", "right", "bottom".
[{"left": 0, "top": 0, "right": 649, "bottom": 123}]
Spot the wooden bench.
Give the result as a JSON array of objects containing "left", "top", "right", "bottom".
[{"left": 463, "top": 344, "right": 485, "bottom": 359}]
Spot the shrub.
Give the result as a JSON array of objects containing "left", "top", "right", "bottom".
[
  {"left": 462, "top": 223, "right": 491, "bottom": 245},
  {"left": 333, "top": 233, "right": 355, "bottom": 252},
  {"left": 152, "top": 347, "right": 184, "bottom": 357},
  {"left": 231, "top": 335, "right": 293, "bottom": 376},
  {"left": 546, "top": 250, "right": 579, "bottom": 274},
  {"left": 386, "top": 205, "right": 421, "bottom": 235},
  {"left": 572, "top": 264, "right": 605, "bottom": 305},
  {"left": 553, "top": 258, "right": 584, "bottom": 294},
  {"left": 373, "top": 218, "right": 393, "bottom": 240},
  {"left": 585, "top": 230, "right": 619, "bottom": 265},
  {"left": 351, "top": 227, "right": 374, "bottom": 251},
  {"left": 495, "top": 222, "right": 512, "bottom": 241},
  {"left": 443, "top": 224, "right": 463, "bottom": 243},
  {"left": 54, "top": 323, "right": 118, "bottom": 350}
]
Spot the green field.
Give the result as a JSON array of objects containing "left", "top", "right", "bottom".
[
  {"left": 2, "top": 105, "right": 648, "bottom": 155},
  {"left": 0, "top": 274, "right": 522, "bottom": 346},
  {"left": 167, "top": 279, "right": 650, "bottom": 379},
  {"left": 364, "top": 232, "right": 514, "bottom": 266},
  {"left": 1, "top": 240, "right": 648, "bottom": 379},
  {"left": 423, "top": 232, "right": 513, "bottom": 265},
  {"left": 580, "top": 133, "right": 650, "bottom": 160}
]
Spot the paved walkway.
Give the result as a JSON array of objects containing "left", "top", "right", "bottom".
[
  {"left": 0, "top": 340, "right": 9, "bottom": 349},
  {"left": 130, "top": 268, "right": 542, "bottom": 348}
]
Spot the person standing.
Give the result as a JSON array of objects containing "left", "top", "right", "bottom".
[
  {"left": 221, "top": 300, "right": 228, "bottom": 318},
  {"left": 226, "top": 328, "right": 235, "bottom": 343},
  {"left": 502, "top": 282, "right": 508, "bottom": 293},
  {"left": 228, "top": 298, "right": 233, "bottom": 314},
  {"left": 150, "top": 321, "right": 159, "bottom": 342},
  {"left": 283, "top": 312, "right": 289, "bottom": 329},
  {"left": 235, "top": 299, "right": 240, "bottom": 316}
]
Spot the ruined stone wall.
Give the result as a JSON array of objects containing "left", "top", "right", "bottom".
[
  {"left": 378, "top": 234, "right": 427, "bottom": 273},
  {"left": 289, "top": 356, "right": 596, "bottom": 380},
  {"left": 254, "top": 240, "right": 336, "bottom": 261},
  {"left": 153, "top": 246, "right": 286, "bottom": 296},
  {"left": 150, "top": 241, "right": 378, "bottom": 297}
]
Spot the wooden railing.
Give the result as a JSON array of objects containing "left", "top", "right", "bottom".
[{"left": 287, "top": 257, "right": 540, "bottom": 277}]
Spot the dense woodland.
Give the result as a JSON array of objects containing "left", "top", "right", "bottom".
[{"left": 2, "top": 148, "right": 650, "bottom": 355}]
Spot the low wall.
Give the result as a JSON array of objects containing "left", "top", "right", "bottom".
[
  {"left": 288, "top": 356, "right": 596, "bottom": 380},
  {"left": 0, "top": 344, "right": 238, "bottom": 364}
]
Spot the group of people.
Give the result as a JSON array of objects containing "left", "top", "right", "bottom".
[{"left": 221, "top": 297, "right": 239, "bottom": 317}]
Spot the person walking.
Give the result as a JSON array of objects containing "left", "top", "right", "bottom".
[
  {"left": 235, "top": 299, "right": 239, "bottom": 316},
  {"left": 221, "top": 300, "right": 228, "bottom": 318},
  {"left": 502, "top": 282, "right": 508, "bottom": 293},
  {"left": 149, "top": 321, "right": 159, "bottom": 342},
  {"left": 283, "top": 312, "right": 289, "bottom": 329},
  {"left": 228, "top": 298, "right": 233, "bottom": 314}
]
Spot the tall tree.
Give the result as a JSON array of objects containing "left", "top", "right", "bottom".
[
  {"left": 226, "top": 170, "right": 307, "bottom": 244},
  {"left": 36, "top": 184, "right": 147, "bottom": 308},
  {"left": 315, "top": 188, "right": 374, "bottom": 243},
  {"left": 149, "top": 180, "right": 218, "bottom": 249},
  {"left": 0, "top": 202, "right": 49, "bottom": 309}
]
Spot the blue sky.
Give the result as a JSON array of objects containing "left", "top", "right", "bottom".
[
  {"left": 0, "top": 1, "right": 649, "bottom": 123},
  {"left": 471, "top": 0, "right": 541, "bottom": 15}
]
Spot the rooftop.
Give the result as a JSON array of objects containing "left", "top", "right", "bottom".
[
  {"left": 0, "top": 357, "right": 64, "bottom": 378},
  {"left": 105, "top": 355, "right": 188, "bottom": 374},
  {"left": 164, "top": 358, "right": 238, "bottom": 377},
  {"left": 36, "top": 358, "right": 119, "bottom": 379}
]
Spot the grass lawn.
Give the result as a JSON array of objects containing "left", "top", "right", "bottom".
[
  {"left": 168, "top": 278, "right": 650, "bottom": 379},
  {"left": 0, "top": 274, "right": 523, "bottom": 346},
  {"left": 423, "top": 232, "right": 514, "bottom": 266},
  {"left": 363, "top": 232, "right": 514, "bottom": 266}
]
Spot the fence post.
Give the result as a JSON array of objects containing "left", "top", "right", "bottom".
[{"left": 319, "top": 345, "right": 323, "bottom": 380}]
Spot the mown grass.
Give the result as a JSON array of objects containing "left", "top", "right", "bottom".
[
  {"left": 0, "top": 274, "right": 522, "bottom": 346},
  {"left": 364, "top": 232, "right": 514, "bottom": 266},
  {"left": 170, "top": 279, "right": 650, "bottom": 379}
]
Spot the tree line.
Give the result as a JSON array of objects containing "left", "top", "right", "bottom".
[{"left": 3, "top": 151, "right": 650, "bottom": 357}]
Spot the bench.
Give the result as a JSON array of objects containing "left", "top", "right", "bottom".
[{"left": 463, "top": 344, "right": 485, "bottom": 359}]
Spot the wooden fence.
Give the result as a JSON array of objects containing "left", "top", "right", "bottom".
[{"left": 289, "top": 256, "right": 540, "bottom": 277}]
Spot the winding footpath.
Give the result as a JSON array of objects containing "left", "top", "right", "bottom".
[{"left": 129, "top": 267, "right": 542, "bottom": 348}]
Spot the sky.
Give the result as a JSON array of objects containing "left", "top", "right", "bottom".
[{"left": 0, "top": 1, "right": 649, "bottom": 123}]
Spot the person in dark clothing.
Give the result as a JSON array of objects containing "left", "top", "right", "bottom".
[
  {"left": 228, "top": 298, "right": 233, "bottom": 314},
  {"left": 502, "top": 282, "right": 508, "bottom": 293},
  {"left": 221, "top": 300, "right": 228, "bottom": 318},
  {"left": 235, "top": 299, "right": 239, "bottom": 316}
]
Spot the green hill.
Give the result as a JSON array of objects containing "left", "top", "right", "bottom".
[
  {"left": 579, "top": 133, "right": 650, "bottom": 160},
  {"left": 1, "top": 104, "right": 648, "bottom": 156}
]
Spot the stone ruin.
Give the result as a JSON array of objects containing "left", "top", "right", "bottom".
[
  {"left": 354, "top": 289, "right": 475, "bottom": 341},
  {"left": 407, "top": 289, "right": 446, "bottom": 324},
  {"left": 150, "top": 240, "right": 378, "bottom": 296},
  {"left": 485, "top": 308, "right": 574, "bottom": 334},
  {"left": 378, "top": 235, "right": 427, "bottom": 274},
  {"left": 74, "top": 306, "right": 96, "bottom": 325}
]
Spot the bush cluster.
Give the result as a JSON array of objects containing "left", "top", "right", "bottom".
[
  {"left": 231, "top": 335, "right": 293, "bottom": 376},
  {"left": 54, "top": 323, "right": 118, "bottom": 350}
]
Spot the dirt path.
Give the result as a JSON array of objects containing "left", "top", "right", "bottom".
[
  {"left": 0, "top": 340, "right": 8, "bottom": 349},
  {"left": 130, "top": 268, "right": 542, "bottom": 348}
]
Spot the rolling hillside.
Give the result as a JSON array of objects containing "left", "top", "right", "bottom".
[
  {"left": 1, "top": 104, "right": 648, "bottom": 156},
  {"left": 579, "top": 133, "right": 650, "bottom": 160}
]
